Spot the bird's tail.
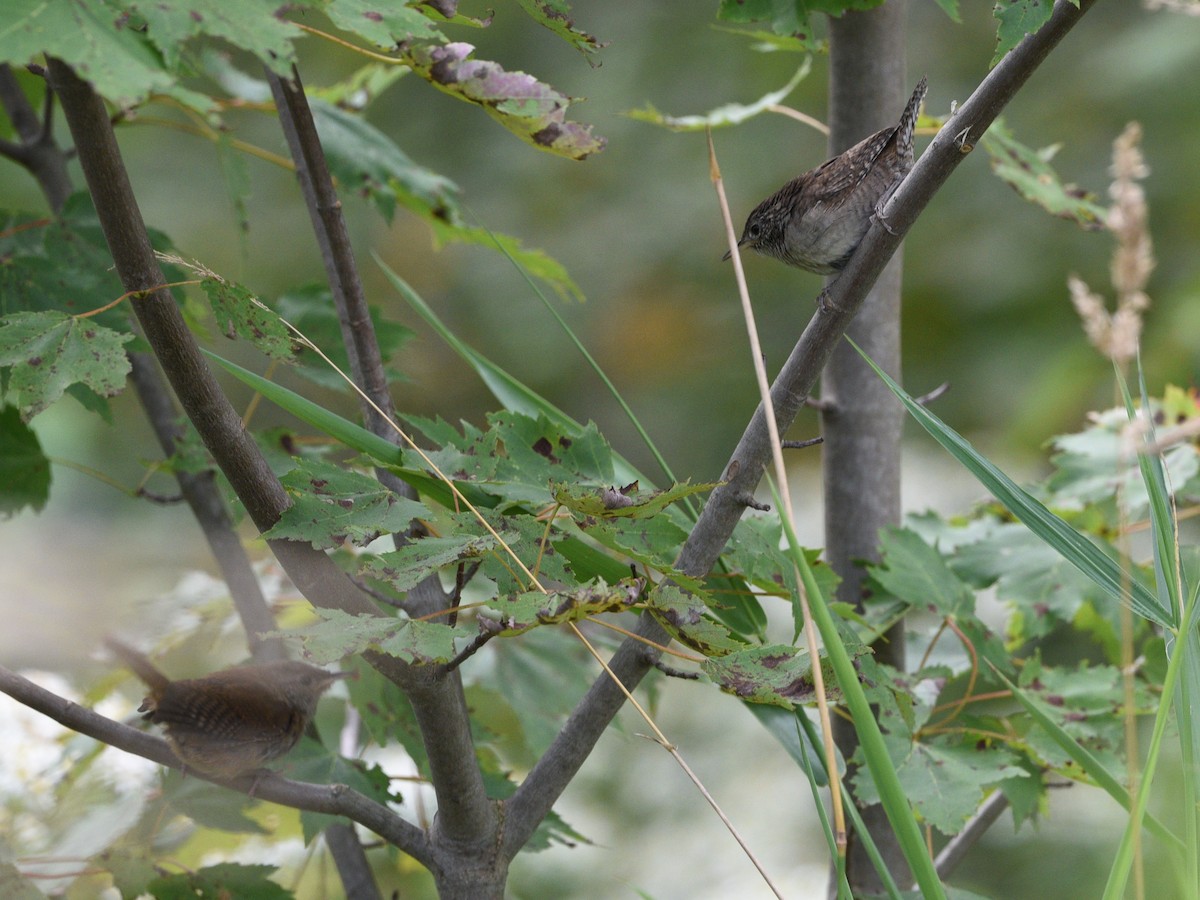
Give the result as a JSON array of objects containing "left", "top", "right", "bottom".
[
  {"left": 104, "top": 636, "right": 170, "bottom": 696},
  {"left": 896, "top": 75, "right": 928, "bottom": 160}
]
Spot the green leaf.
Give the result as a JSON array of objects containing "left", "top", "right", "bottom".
[
  {"left": 274, "top": 607, "right": 464, "bottom": 665},
  {"left": 0, "top": 311, "right": 132, "bottom": 420},
  {"left": 0, "top": 0, "right": 212, "bottom": 112},
  {"left": 626, "top": 60, "right": 811, "bottom": 132},
  {"left": 399, "top": 42, "right": 605, "bottom": 160},
  {"left": 202, "top": 277, "right": 294, "bottom": 361},
  {"left": 580, "top": 515, "right": 697, "bottom": 583},
  {"left": 401, "top": 411, "right": 619, "bottom": 511},
  {"left": 307, "top": 62, "right": 408, "bottom": 108},
  {"left": 851, "top": 339, "right": 1167, "bottom": 628},
  {"left": 716, "top": 0, "right": 820, "bottom": 48},
  {"left": 269, "top": 608, "right": 398, "bottom": 661},
  {"left": 1016, "top": 659, "right": 1144, "bottom": 773},
  {"left": 473, "top": 509, "right": 576, "bottom": 593},
  {"left": 746, "top": 705, "right": 830, "bottom": 785},
  {"left": 999, "top": 758, "right": 1045, "bottom": 829},
  {"left": 267, "top": 459, "right": 428, "bottom": 549},
  {"left": 554, "top": 533, "right": 643, "bottom": 585},
  {"left": 215, "top": 130, "right": 252, "bottom": 239},
  {"left": 136, "top": 0, "right": 300, "bottom": 76},
  {"left": 953, "top": 523, "right": 1117, "bottom": 642},
  {"left": 855, "top": 743, "right": 1027, "bottom": 836},
  {"left": 709, "top": 26, "right": 815, "bottom": 54},
  {"left": 290, "top": 741, "right": 395, "bottom": 844},
  {"left": 492, "top": 627, "right": 596, "bottom": 755},
  {"left": 489, "top": 410, "right": 615, "bottom": 484},
  {"left": 157, "top": 773, "right": 266, "bottom": 834},
  {"left": 363, "top": 531, "right": 512, "bottom": 592},
  {"left": 206, "top": 350, "right": 493, "bottom": 512},
  {"left": 203, "top": 349, "right": 404, "bottom": 464},
  {"left": 982, "top": 120, "right": 1107, "bottom": 229},
  {"left": 992, "top": 0, "right": 1064, "bottom": 66},
  {"left": 480, "top": 579, "right": 642, "bottom": 636},
  {"left": 345, "top": 658, "right": 427, "bottom": 766},
  {"left": 324, "top": 0, "right": 445, "bottom": 45},
  {"left": 703, "top": 644, "right": 826, "bottom": 709},
  {"left": 513, "top": 0, "right": 606, "bottom": 60},
  {"left": 310, "top": 99, "right": 461, "bottom": 225},
  {"left": 1, "top": 196, "right": 139, "bottom": 333},
  {"left": 1047, "top": 403, "right": 1198, "bottom": 518},
  {"left": 147, "top": 863, "right": 292, "bottom": 900},
  {"left": 0, "top": 405, "right": 49, "bottom": 514},
  {"left": 646, "top": 583, "right": 747, "bottom": 657},
  {"left": 720, "top": 515, "right": 832, "bottom": 639},
  {"left": 276, "top": 286, "right": 412, "bottom": 390},
  {"left": 379, "top": 618, "right": 462, "bottom": 664},
  {"left": 100, "top": 850, "right": 159, "bottom": 900},
  {"left": 552, "top": 480, "right": 715, "bottom": 519},
  {"left": 995, "top": 665, "right": 1183, "bottom": 852},
  {"left": 932, "top": 0, "right": 962, "bottom": 23},
  {"left": 871, "top": 527, "right": 976, "bottom": 618}
]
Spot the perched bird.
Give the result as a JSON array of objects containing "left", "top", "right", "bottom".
[
  {"left": 106, "top": 637, "right": 350, "bottom": 780},
  {"left": 728, "top": 76, "right": 928, "bottom": 279}
]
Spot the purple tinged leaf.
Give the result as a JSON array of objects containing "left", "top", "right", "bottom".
[{"left": 402, "top": 43, "right": 605, "bottom": 160}]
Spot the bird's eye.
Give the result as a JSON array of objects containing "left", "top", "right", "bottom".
[{"left": 747, "top": 222, "right": 762, "bottom": 240}]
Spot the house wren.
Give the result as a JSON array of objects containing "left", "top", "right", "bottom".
[
  {"left": 106, "top": 638, "right": 350, "bottom": 779},
  {"left": 728, "top": 77, "right": 928, "bottom": 277}
]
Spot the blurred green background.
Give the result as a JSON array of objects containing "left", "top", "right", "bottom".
[{"left": 2, "top": 2, "right": 1198, "bottom": 897}]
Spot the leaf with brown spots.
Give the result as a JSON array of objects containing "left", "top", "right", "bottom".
[
  {"left": 0, "top": 311, "right": 132, "bottom": 420},
  {"left": 400, "top": 42, "right": 606, "bottom": 160},
  {"left": 703, "top": 645, "right": 837, "bottom": 709}
]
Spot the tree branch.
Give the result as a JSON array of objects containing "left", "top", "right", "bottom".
[
  {"left": 325, "top": 822, "right": 383, "bottom": 900},
  {"left": 44, "top": 57, "right": 383, "bottom": 623},
  {"left": 264, "top": 68, "right": 398, "bottom": 441},
  {"left": 503, "top": 0, "right": 1096, "bottom": 859},
  {"left": 265, "top": 66, "right": 496, "bottom": 852},
  {"left": 0, "top": 64, "right": 71, "bottom": 211},
  {"left": 824, "top": 5, "right": 911, "bottom": 893},
  {"left": 932, "top": 789, "right": 1010, "bottom": 881}
]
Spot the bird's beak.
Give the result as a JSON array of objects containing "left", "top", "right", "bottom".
[{"left": 722, "top": 238, "right": 744, "bottom": 262}]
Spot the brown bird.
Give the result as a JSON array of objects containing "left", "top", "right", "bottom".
[
  {"left": 106, "top": 637, "right": 350, "bottom": 780},
  {"left": 728, "top": 76, "right": 928, "bottom": 277}
]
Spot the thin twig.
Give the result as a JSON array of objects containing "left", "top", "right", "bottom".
[{"left": 782, "top": 436, "right": 824, "bottom": 450}]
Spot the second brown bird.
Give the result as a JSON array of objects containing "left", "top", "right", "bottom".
[{"left": 107, "top": 637, "right": 350, "bottom": 779}]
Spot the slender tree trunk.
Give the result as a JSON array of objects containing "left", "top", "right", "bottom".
[{"left": 822, "top": 3, "right": 911, "bottom": 894}]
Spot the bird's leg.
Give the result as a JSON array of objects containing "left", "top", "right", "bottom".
[{"left": 871, "top": 177, "right": 905, "bottom": 236}]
